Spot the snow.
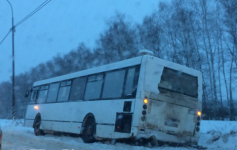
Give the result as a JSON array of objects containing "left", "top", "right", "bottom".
[
  {"left": 1, "top": 119, "right": 237, "bottom": 149},
  {"left": 200, "top": 121, "right": 237, "bottom": 134},
  {"left": 199, "top": 121, "right": 237, "bottom": 149}
]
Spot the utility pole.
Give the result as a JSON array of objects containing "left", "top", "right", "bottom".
[{"left": 6, "top": 0, "right": 15, "bottom": 120}]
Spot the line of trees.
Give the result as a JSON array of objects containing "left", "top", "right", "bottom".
[{"left": 0, "top": 0, "right": 236, "bottom": 120}]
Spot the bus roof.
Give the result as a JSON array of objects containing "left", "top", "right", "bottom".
[
  {"left": 152, "top": 56, "right": 202, "bottom": 77},
  {"left": 33, "top": 55, "right": 202, "bottom": 86},
  {"left": 33, "top": 56, "right": 143, "bottom": 86}
]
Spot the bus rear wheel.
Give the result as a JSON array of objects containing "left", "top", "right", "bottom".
[{"left": 82, "top": 117, "right": 96, "bottom": 143}]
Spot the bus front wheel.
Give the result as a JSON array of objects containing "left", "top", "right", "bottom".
[
  {"left": 82, "top": 117, "right": 96, "bottom": 143},
  {"left": 33, "top": 113, "right": 44, "bottom": 136}
]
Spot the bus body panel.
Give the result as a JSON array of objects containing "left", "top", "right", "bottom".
[
  {"left": 143, "top": 56, "right": 202, "bottom": 100},
  {"left": 96, "top": 124, "right": 132, "bottom": 139},
  {"left": 137, "top": 129, "right": 198, "bottom": 144},
  {"left": 26, "top": 99, "right": 136, "bottom": 124},
  {"left": 144, "top": 56, "right": 163, "bottom": 95},
  {"left": 25, "top": 55, "right": 143, "bottom": 139},
  {"left": 96, "top": 125, "right": 114, "bottom": 138},
  {"left": 25, "top": 99, "right": 136, "bottom": 136},
  {"left": 133, "top": 56, "right": 202, "bottom": 144},
  {"left": 130, "top": 56, "right": 147, "bottom": 128},
  {"left": 146, "top": 99, "right": 196, "bottom": 135}
]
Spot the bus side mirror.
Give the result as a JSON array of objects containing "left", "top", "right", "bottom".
[
  {"left": 25, "top": 90, "right": 29, "bottom": 98},
  {"left": 25, "top": 88, "right": 32, "bottom": 98}
]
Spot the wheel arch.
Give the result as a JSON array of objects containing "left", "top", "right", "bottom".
[{"left": 81, "top": 113, "right": 96, "bottom": 134}]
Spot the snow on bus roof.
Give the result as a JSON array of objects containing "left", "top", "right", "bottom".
[{"left": 33, "top": 55, "right": 201, "bottom": 86}]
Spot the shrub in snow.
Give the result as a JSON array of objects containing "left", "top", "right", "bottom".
[
  {"left": 222, "top": 133, "right": 229, "bottom": 143},
  {"left": 207, "top": 130, "right": 222, "bottom": 143},
  {"left": 230, "top": 130, "right": 236, "bottom": 135}
]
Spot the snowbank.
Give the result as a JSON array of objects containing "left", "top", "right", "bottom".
[
  {"left": 0, "top": 119, "right": 24, "bottom": 128},
  {"left": 1, "top": 119, "right": 237, "bottom": 149},
  {"left": 200, "top": 120, "right": 237, "bottom": 134},
  {"left": 199, "top": 120, "right": 237, "bottom": 149}
]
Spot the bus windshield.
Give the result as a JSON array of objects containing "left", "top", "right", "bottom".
[{"left": 158, "top": 67, "right": 198, "bottom": 98}]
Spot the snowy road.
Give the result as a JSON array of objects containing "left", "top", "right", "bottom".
[
  {"left": 1, "top": 126, "right": 195, "bottom": 150},
  {"left": 1, "top": 120, "right": 237, "bottom": 150}
]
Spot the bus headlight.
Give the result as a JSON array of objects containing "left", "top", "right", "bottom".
[
  {"left": 34, "top": 106, "right": 39, "bottom": 110},
  {"left": 197, "top": 111, "right": 201, "bottom": 116}
]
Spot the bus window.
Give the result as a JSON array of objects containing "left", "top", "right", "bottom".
[
  {"left": 46, "top": 83, "right": 60, "bottom": 103},
  {"left": 69, "top": 77, "right": 87, "bottom": 101},
  {"left": 84, "top": 74, "right": 103, "bottom": 100},
  {"left": 37, "top": 85, "right": 49, "bottom": 104},
  {"left": 88, "top": 75, "right": 96, "bottom": 81},
  {"left": 102, "top": 69, "right": 125, "bottom": 99},
  {"left": 57, "top": 81, "right": 71, "bottom": 102},
  {"left": 30, "top": 87, "right": 39, "bottom": 103},
  {"left": 124, "top": 68, "right": 136, "bottom": 96},
  {"left": 158, "top": 67, "right": 198, "bottom": 98},
  {"left": 30, "top": 91, "right": 37, "bottom": 102}
]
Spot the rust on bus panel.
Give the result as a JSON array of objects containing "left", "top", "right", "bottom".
[
  {"left": 148, "top": 100, "right": 152, "bottom": 114},
  {"left": 147, "top": 99, "right": 162, "bottom": 114},
  {"left": 183, "top": 130, "right": 192, "bottom": 136},
  {"left": 165, "top": 118, "right": 179, "bottom": 128},
  {"left": 147, "top": 123, "right": 158, "bottom": 129}
]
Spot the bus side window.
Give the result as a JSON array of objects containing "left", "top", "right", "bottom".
[
  {"left": 124, "top": 68, "right": 136, "bottom": 96},
  {"left": 69, "top": 77, "right": 87, "bottom": 101},
  {"left": 57, "top": 81, "right": 71, "bottom": 102},
  {"left": 102, "top": 69, "right": 126, "bottom": 99},
  {"left": 124, "top": 66, "right": 140, "bottom": 98},
  {"left": 37, "top": 85, "right": 49, "bottom": 104},
  {"left": 84, "top": 74, "right": 104, "bottom": 100},
  {"left": 30, "top": 89, "right": 38, "bottom": 103},
  {"left": 46, "top": 83, "right": 60, "bottom": 103}
]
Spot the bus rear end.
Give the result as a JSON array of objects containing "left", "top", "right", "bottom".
[{"left": 136, "top": 56, "right": 202, "bottom": 145}]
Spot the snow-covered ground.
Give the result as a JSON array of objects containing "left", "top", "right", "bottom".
[{"left": 1, "top": 119, "right": 237, "bottom": 150}]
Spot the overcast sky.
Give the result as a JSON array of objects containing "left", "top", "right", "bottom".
[{"left": 0, "top": 0, "right": 162, "bottom": 83}]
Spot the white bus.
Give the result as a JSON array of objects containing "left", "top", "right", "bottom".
[{"left": 25, "top": 51, "right": 202, "bottom": 145}]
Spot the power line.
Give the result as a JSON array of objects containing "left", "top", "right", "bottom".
[
  {"left": 0, "top": 30, "right": 11, "bottom": 45},
  {"left": 0, "top": 0, "right": 51, "bottom": 45},
  {"left": 15, "top": 0, "right": 51, "bottom": 28}
]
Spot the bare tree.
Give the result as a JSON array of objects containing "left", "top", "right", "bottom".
[
  {"left": 137, "top": 13, "right": 163, "bottom": 58},
  {"left": 198, "top": 0, "right": 220, "bottom": 118},
  {"left": 96, "top": 13, "right": 138, "bottom": 64},
  {"left": 220, "top": 0, "right": 237, "bottom": 66}
]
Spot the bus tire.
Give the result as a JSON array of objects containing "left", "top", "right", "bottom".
[
  {"left": 33, "top": 113, "right": 44, "bottom": 136},
  {"left": 149, "top": 135, "right": 158, "bottom": 147},
  {"left": 82, "top": 117, "right": 96, "bottom": 143}
]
